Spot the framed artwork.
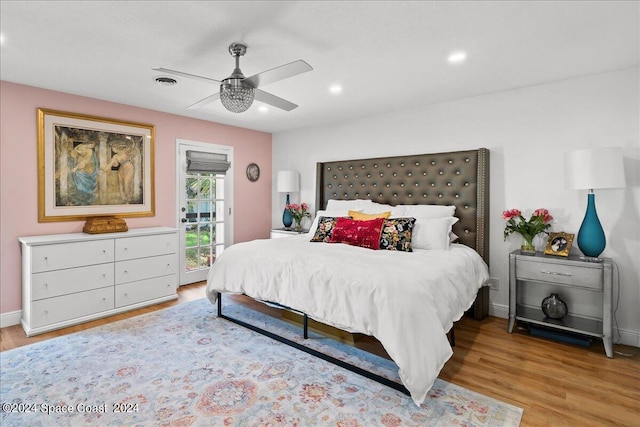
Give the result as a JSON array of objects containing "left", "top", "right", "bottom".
[
  {"left": 37, "top": 108, "right": 155, "bottom": 222},
  {"left": 544, "top": 232, "right": 574, "bottom": 257},
  {"left": 246, "top": 162, "right": 260, "bottom": 182}
]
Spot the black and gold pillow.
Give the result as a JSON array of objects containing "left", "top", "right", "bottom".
[
  {"left": 379, "top": 217, "right": 416, "bottom": 252},
  {"left": 310, "top": 216, "right": 346, "bottom": 243}
]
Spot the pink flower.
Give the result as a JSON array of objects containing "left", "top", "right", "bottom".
[
  {"left": 286, "top": 202, "right": 311, "bottom": 224},
  {"left": 533, "top": 208, "right": 553, "bottom": 223},
  {"left": 501, "top": 209, "right": 521, "bottom": 220}
]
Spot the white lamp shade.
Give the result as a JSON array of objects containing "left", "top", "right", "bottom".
[
  {"left": 564, "top": 147, "right": 626, "bottom": 190},
  {"left": 277, "top": 170, "right": 299, "bottom": 193}
]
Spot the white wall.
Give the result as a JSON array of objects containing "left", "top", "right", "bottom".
[{"left": 272, "top": 68, "right": 640, "bottom": 346}]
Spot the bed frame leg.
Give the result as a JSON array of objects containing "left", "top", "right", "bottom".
[
  {"left": 217, "top": 293, "right": 222, "bottom": 317},
  {"left": 303, "top": 314, "right": 309, "bottom": 339}
]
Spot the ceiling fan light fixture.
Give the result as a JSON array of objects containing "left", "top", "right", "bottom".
[{"left": 220, "top": 81, "right": 255, "bottom": 113}]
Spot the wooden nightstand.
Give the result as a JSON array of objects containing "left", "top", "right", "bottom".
[
  {"left": 270, "top": 228, "right": 308, "bottom": 239},
  {"left": 508, "top": 250, "right": 614, "bottom": 357}
]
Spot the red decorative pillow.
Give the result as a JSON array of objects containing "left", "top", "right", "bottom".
[{"left": 329, "top": 217, "right": 385, "bottom": 250}]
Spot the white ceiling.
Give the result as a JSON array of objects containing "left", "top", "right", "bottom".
[{"left": 1, "top": 1, "right": 638, "bottom": 134}]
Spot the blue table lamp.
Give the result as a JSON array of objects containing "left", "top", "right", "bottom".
[
  {"left": 565, "top": 147, "right": 626, "bottom": 260},
  {"left": 277, "top": 170, "right": 299, "bottom": 228}
]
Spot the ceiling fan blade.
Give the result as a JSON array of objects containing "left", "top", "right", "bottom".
[
  {"left": 152, "top": 67, "right": 222, "bottom": 84},
  {"left": 254, "top": 89, "right": 298, "bottom": 111},
  {"left": 187, "top": 92, "right": 221, "bottom": 110},
  {"left": 243, "top": 60, "right": 313, "bottom": 89}
]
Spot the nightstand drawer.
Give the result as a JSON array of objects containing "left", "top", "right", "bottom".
[{"left": 516, "top": 259, "right": 602, "bottom": 290}]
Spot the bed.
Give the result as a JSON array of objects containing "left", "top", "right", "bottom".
[{"left": 206, "top": 148, "right": 490, "bottom": 406}]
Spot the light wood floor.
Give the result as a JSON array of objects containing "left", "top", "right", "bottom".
[{"left": 2, "top": 282, "right": 638, "bottom": 426}]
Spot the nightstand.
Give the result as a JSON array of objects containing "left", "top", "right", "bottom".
[
  {"left": 270, "top": 228, "right": 308, "bottom": 239},
  {"left": 508, "top": 250, "right": 613, "bottom": 357}
]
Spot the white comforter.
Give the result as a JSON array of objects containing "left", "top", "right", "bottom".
[{"left": 205, "top": 235, "right": 489, "bottom": 406}]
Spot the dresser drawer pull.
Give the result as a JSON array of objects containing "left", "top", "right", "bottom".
[{"left": 541, "top": 271, "right": 572, "bottom": 277}]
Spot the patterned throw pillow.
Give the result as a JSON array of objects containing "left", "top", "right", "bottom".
[
  {"left": 310, "top": 216, "right": 346, "bottom": 243},
  {"left": 379, "top": 217, "right": 417, "bottom": 252},
  {"left": 329, "top": 217, "right": 385, "bottom": 250}
]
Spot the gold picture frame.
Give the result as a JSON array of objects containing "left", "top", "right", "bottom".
[
  {"left": 37, "top": 108, "right": 155, "bottom": 222},
  {"left": 544, "top": 232, "right": 574, "bottom": 257}
]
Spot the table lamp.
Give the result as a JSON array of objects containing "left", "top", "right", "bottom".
[
  {"left": 277, "top": 170, "right": 299, "bottom": 228},
  {"left": 565, "top": 147, "right": 626, "bottom": 260}
]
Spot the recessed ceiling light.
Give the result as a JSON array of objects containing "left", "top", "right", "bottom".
[
  {"left": 448, "top": 51, "right": 467, "bottom": 64},
  {"left": 258, "top": 106, "right": 268, "bottom": 113},
  {"left": 329, "top": 85, "right": 343, "bottom": 94},
  {"left": 155, "top": 76, "right": 178, "bottom": 86}
]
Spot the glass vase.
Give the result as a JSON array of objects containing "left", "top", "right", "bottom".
[{"left": 520, "top": 236, "right": 536, "bottom": 255}]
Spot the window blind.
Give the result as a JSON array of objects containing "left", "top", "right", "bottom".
[{"left": 186, "top": 150, "right": 231, "bottom": 174}]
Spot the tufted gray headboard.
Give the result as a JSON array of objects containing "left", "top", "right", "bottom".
[{"left": 315, "top": 148, "right": 490, "bottom": 265}]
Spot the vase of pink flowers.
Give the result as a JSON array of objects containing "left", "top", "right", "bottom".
[
  {"left": 286, "top": 203, "right": 311, "bottom": 231},
  {"left": 502, "top": 208, "right": 553, "bottom": 254}
]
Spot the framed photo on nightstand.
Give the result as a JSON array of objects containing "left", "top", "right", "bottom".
[{"left": 544, "top": 232, "right": 574, "bottom": 257}]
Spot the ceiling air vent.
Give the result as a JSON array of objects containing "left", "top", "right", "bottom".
[{"left": 155, "top": 76, "right": 178, "bottom": 86}]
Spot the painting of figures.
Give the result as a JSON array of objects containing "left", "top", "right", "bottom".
[{"left": 38, "top": 109, "right": 154, "bottom": 222}]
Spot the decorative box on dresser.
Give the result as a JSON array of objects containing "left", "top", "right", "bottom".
[
  {"left": 19, "top": 227, "right": 179, "bottom": 336},
  {"left": 508, "top": 250, "right": 614, "bottom": 357}
]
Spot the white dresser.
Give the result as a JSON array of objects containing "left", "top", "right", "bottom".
[{"left": 19, "top": 227, "right": 179, "bottom": 336}]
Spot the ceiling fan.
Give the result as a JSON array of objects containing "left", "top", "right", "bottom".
[{"left": 153, "top": 43, "right": 313, "bottom": 113}]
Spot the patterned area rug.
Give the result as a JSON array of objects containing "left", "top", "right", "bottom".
[{"left": 1, "top": 298, "right": 523, "bottom": 426}]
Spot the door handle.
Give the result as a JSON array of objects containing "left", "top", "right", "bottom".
[{"left": 181, "top": 218, "right": 187, "bottom": 223}]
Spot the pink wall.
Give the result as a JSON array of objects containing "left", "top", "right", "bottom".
[{"left": 0, "top": 81, "right": 272, "bottom": 314}]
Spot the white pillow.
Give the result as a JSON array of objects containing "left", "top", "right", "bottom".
[
  {"left": 365, "top": 202, "right": 406, "bottom": 217},
  {"left": 400, "top": 204, "right": 456, "bottom": 218},
  {"left": 325, "top": 199, "right": 373, "bottom": 211},
  {"left": 412, "top": 217, "right": 459, "bottom": 250},
  {"left": 307, "top": 209, "right": 362, "bottom": 236}
]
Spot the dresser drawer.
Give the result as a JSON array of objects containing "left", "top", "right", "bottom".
[
  {"left": 516, "top": 259, "right": 602, "bottom": 290},
  {"left": 115, "top": 275, "right": 177, "bottom": 308},
  {"left": 32, "top": 240, "right": 114, "bottom": 273},
  {"left": 115, "top": 233, "right": 177, "bottom": 261},
  {"left": 115, "top": 253, "right": 177, "bottom": 284},
  {"left": 32, "top": 264, "right": 114, "bottom": 300},
  {"left": 30, "top": 287, "right": 114, "bottom": 328}
]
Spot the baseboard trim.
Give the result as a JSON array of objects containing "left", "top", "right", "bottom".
[
  {"left": 615, "top": 327, "right": 640, "bottom": 348},
  {"left": 489, "top": 302, "right": 508, "bottom": 319},
  {"left": 1, "top": 310, "right": 22, "bottom": 328}
]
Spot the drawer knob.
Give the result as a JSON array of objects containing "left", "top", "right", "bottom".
[{"left": 541, "top": 271, "right": 572, "bottom": 277}]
